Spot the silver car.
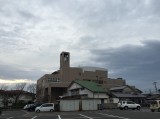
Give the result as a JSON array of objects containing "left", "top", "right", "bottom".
[
  {"left": 35, "top": 103, "right": 54, "bottom": 113},
  {"left": 118, "top": 101, "right": 141, "bottom": 110}
]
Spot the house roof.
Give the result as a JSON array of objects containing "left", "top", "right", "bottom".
[
  {"left": 110, "top": 86, "right": 126, "bottom": 90},
  {"left": 145, "top": 94, "right": 160, "bottom": 100},
  {"left": 110, "top": 85, "right": 142, "bottom": 93},
  {"left": 73, "top": 80, "right": 107, "bottom": 93},
  {"left": 112, "top": 93, "right": 146, "bottom": 98}
]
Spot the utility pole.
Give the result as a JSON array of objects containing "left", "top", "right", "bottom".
[
  {"left": 153, "top": 82, "right": 158, "bottom": 94},
  {"left": 149, "top": 89, "right": 152, "bottom": 94}
]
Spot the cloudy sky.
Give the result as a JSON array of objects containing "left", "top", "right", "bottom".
[{"left": 0, "top": 0, "right": 160, "bottom": 92}]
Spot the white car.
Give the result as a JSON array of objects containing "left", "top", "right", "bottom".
[
  {"left": 35, "top": 103, "right": 54, "bottom": 113},
  {"left": 117, "top": 101, "right": 141, "bottom": 110}
]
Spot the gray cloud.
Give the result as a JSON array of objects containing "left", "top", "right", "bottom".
[
  {"left": 90, "top": 40, "right": 160, "bottom": 91},
  {"left": 0, "top": 0, "right": 160, "bottom": 92},
  {"left": 0, "top": 64, "right": 46, "bottom": 80}
]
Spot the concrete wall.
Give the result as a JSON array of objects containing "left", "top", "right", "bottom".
[
  {"left": 59, "top": 99, "right": 100, "bottom": 111},
  {"left": 60, "top": 100, "right": 80, "bottom": 111}
]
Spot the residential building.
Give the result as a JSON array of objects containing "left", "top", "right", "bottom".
[
  {"left": 67, "top": 80, "right": 109, "bottom": 103},
  {"left": 109, "top": 85, "right": 146, "bottom": 104},
  {"left": 36, "top": 51, "right": 126, "bottom": 103}
]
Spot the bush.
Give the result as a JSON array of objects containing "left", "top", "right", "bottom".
[{"left": 11, "top": 103, "right": 27, "bottom": 109}]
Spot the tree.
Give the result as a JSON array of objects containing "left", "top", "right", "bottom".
[
  {"left": 13, "top": 83, "right": 26, "bottom": 104},
  {"left": 15, "top": 83, "right": 26, "bottom": 90},
  {"left": 0, "top": 84, "right": 9, "bottom": 108},
  {"left": 27, "top": 83, "right": 36, "bottom": 100}
]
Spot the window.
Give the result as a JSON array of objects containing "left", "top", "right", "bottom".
[
  {"left": 48, "top": 78, "right": 60, "bottom": 82},
  {"left": 42, "top": 104, "right": 53, "bottom": 107},
  {"left": 46, "top": 104, "right": 53, "bottom": 107},
  {"left": 81, "top": 87, "right": 85, "bottom": 90},
  {"left": 99, "top": 80, "right": 103, "bottom": 84},
  {"left": 127, "top": 101, "right": 135, "bottom": 104},
  {"left": 42, "top": 104, "right": 47, "bottom": 107}
]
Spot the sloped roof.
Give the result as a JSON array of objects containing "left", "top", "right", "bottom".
[
  {"left": 110, "top": 85, "right": 142, "bottom": 93},
  {"left": 73, "top": 80, "right": 107, "bottom": 93},
  {"left": 112, "top": 93, "right": 146, "bottom": 98},
  {"left": 110, "top": 86, "right": 126, "bottom": 90}
]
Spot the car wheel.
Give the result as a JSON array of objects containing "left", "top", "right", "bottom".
[
  {"left": 151, "top": 109, "right": 155, "bottom": 112},
  {"left": 137, "top": 106, "right": 141, "bottom": 110},
  {"left": 124, "top": 106, "right": 128, "bottom": 110},
  {"left": 158, "top": 108, "right": 160, "bottom": 112},
  {"left": 36, "top": 110, "right": 40, "bottom": 113},
  {"left": 50, "top": 109, "right": 54, "bottom": 112}
]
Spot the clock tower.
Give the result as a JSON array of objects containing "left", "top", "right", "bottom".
[
  {"left": 60, "top": 52, "right": 70, "bottom": 69},
  {"left": 60, "top": 52, "right": 70, "bottom": 81}
]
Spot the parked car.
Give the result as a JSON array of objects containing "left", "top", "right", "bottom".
[
  {"left": 150, "top": 100, "right": 160, "bottom": 112},
  {"left": 117, "top": 101, "right": 141, "bottom": 110},
  {"left": 35, "top": 103, "right": 54, "bottom": 113},
  {"left": 23, "top": 104, "right": 34, "bottom": 110},
  {"left": 27, "top": 103, "right": 43, "bottom": 111}
]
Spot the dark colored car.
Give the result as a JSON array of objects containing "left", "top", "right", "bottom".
[{"left": 27, "top": 103, "right": 43, "bottom": 111}]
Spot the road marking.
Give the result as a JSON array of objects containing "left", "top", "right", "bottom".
[
  {"left": 31, "top": 116, "right": 37, "bottom": 119},
  {"left": 98, "top": 113, "right": 129, "bottom": 119},
  {"left": 79, "top": 114, "right": 93, "bottom": 119},
  {"left": 7, "top": 117, "right": 14, "bottom": 119},
  {"left": 58, "top": 115, "right": 61, "bottom": 119}
]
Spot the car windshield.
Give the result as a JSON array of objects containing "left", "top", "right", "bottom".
[{"left": 150, "top": 101, "right": 157, "bottom": 104}]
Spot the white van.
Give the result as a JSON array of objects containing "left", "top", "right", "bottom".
[
  {"left": 35, "top": 103, "right": 54, "bottom": 113},
  {"left": 150, "top": 100, "right": 160, "bottom": 112}
]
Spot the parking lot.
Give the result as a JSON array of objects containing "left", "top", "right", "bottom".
[{"left": 0, "top": 108, "right": 160, "bottom": 119}]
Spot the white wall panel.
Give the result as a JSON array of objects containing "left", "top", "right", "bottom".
[
  {"left": 60, "top": 100, "right": 80, "bottom": 111},
  {"left": 82, "top": 99, "right": 99, "bottom": 110}
]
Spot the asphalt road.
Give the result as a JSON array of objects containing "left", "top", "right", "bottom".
[{"left": 0, "top": 108, "right": 160, "bottom": 119}]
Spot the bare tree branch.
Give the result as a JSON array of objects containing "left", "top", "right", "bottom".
[
  {"left": 27, "top": 83, "right": 36, "bottom": 94},
  {"left": 27, "top": 83, "right": 36, "bottom": 100},
  {"left": 15, "top": 83, "right": 26, "bottom": 90},
  {"left": 13, "top": 83, "right": 26, "bottom": 104}
]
